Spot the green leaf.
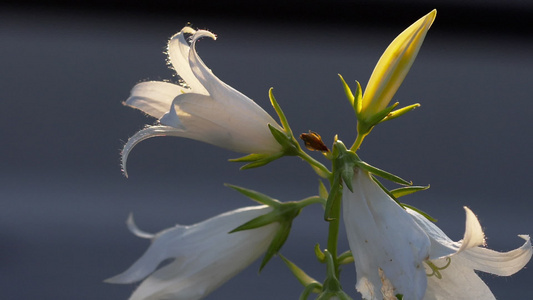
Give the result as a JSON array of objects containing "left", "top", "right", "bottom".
[
  {"left": 225, "top": 184, "right": 281, "bottom": 207},
  {"left": 314, "top": 244, "right": 326, "bottom": 263},
  {"left": 380, "top": 103, "right": 420, "bottom": 123},
  {"left": 229, "top": 212, "right": 279, "bottom": 233},
  {"left": 279, "top": 254, "right": 321, "bottom": 292},
  {"left": 337, "top": 250, "right": 354, "bottom": 265},
  {"left": 229, "top": 153, "right": 269, "bottom": 162},
  {"left": 318, "top": 181, "right": 328, "bottom": 203},
  {"left": 356, "top": 160, "right": 412, "bottom": 186},
  {"left": 390, "top": 185, "right": 430, "bottom": 198},
  {"left": 238, "top": 152, "right": 284, "bottom": 170},
  {"left": 260, "top": 221, "right": 292, "bottom": 271},
  {"left": 269, "top": 88, "right": 292, "bottom": 134},
  {"left": 338, "top": 74, "right": 354, "bottom": 109},
  {"left": 402, "top": 203, "right": 437, "bottom": 222},
  {"left": 324, "top": 175, "right": 342, "bottom": 221}
]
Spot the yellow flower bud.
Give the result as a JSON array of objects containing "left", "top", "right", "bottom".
[{"left": 360, "top": 9, "right": 436, "bottom": 122}]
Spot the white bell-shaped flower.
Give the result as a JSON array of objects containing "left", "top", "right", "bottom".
[
  {"left": 408, "top": 206, "right": 532, "bottom": 300},
  {"left": 122, "top": 27, "right": 283, "bottom": 174},
  {"left": 342, "top": 168, "right": 431, "bottom": 300},
  {"left": 106, "top": 205, "right": 279, "bottom": 300}
]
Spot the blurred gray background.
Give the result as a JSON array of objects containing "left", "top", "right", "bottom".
[{"left": 1, "top": 0, "right": 532, "bottom": 299}]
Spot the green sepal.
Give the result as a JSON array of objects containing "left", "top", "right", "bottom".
[
  {"left": 380, "top": 103, "right": 420, "bottom": 123},
  {"left": 300, "top": 282, "right": 324, "bottom": 300},
  {"left": 269, "top": 124, "right": 300, "bottom": 156},
  {"left": 225, "top": 184, "right": 281, "bottom": 207},
  {"left": 279, "top": 254, "right": 322, "bottom": 293},
  {"left": 269, "top": 88, "right": 293, "bottom": 134},
  {"left": 356, "top": 101, "right": 398, "bottom": 136},
  {"left": 324, "top": 174, "right": 343, "bottom": 221},
  {"left": 259, "top": 220, "right": 292, "bottom": 271},
  {"left": 337, "top": 250, "right": 354, "bottom": 265},
  {"left": 229, "top": 211, "right": 281, "bottom": 233},
  {"left": 371, "top": 175, "right": 404, "bottom": 208},
  {"left": 390, "top": 185, "right": 430, "bottom": 198},
  {"left": 402, "top": 203, "right": 437, "bottom": 222},
  {"left": 338, "top": 74, "right": 362, "bottom": 116},
  {"left": 314, "top": 244, "right": 326, "bottom": 263},
  {"left": 396, "top": 294, "right": 404, "bottom": 300},
  {"left": 356, "top": 159, "right": 412, "bottom": 186},
  {"left": 229, "top": 152, "right": 285, "bottom": 170},
  {"left": 318, "top": 181, "right": 328, "bottom": 207},
  {"left": 315, "top": 250, "right": 354, "bottom": 300}
]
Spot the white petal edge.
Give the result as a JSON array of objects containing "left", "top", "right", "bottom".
[
  {"left": 459, "top": 234, "right": 532, "bottom": 276},
  {"left": 125, "top": 81, "right": 184, "bottom": 119},
  {"left": 121, "top": 125, "right": 186, "bottom": 177},
  {"left": 167, "top": 27, "right": 208, "bottom": 95}
]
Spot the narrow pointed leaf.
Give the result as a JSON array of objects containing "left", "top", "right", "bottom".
[
  {"left": 229, "top": 153, "right": 269, "bottom": 163},
  {"left": 229, "top": 212, "right": 278, "bottom": 233},
  {"left": 390, "top": 185, "right": 430, "bottom": 198},
  {"left": 324, "top": 175, "right": 343, "bottom": 221},
  {"left": 357, "top": 161, "right": 411, "bottom": 185},
  {"left": 260, "top": 221, "right": 292, "bottom": 271},
  {"left": 402, "top": 203, "right": 437, "bottom": 222},
  {"left": 269, "top": 88, "right": 292, "bottom": 133},
  {"left": 380, "top": 103, "right": 420, "bottom": 123},
  {"left": 337, "top": 250, "right": 354, "bottom": 265},
  {"left": 338, "top": 74, "right": 355, "bottom": 109},
  {"left": 314, "top": 244, "right": 326, "bottom": 263},
  {"left": 225, "top": 184, "right": 281, "bottom": 207},
  {"left": 279, "top": 254, "right": 321, "bottom": 290},
  {"left": 318, "top": 181, "right": 328, "bottom": 201}
]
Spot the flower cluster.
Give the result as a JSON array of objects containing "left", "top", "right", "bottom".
[{"left": 109, "top": 9, "right": 531, "bottom": 300}]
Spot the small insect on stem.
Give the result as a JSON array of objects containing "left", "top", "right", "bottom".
[{"left": 300, "top": 131, "right": 330, "bottom": 152}]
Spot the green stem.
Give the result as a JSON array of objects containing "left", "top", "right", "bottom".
[
  {"left": 298, "top": 196, "right": 327, "bottom": 208},
  {"left": 350, "top": 132, "right": 367, "bottom": 152},
  {"left": 297, "top": 150, "right": 332, "bottom": 179},
  {"left": 325, "top": 190, "right": 341, "bottom": 277}
]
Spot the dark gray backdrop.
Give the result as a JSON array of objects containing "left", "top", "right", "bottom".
[{"left": 1, "top": 1, "right": 532, "bottom": 299}]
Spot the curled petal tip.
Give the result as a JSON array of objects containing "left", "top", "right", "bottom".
[{"left": 127, "top": 213, "right": 155, "bottom": 239}]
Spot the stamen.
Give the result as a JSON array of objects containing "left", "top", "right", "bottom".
[{"left": 425, "top": 257, "right": 451, "bottom": 279}]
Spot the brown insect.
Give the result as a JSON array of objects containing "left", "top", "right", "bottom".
[{"left": 299, "top": 131, "right": 330, "bottom": 152}]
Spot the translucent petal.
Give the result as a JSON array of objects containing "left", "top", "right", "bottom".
[
  {"left": 160, "top": 92, "right": 282, "bottom": 154},
  {"left": 423, "top": 256, "right": 495, "bottom": 300},
  {"left": 188, "top": 30, "right": 280, "bottom": 129},
  {"left": 460, "top": 235, "right": 532, "bottom": 276},
  {"left": 125, "top": 81, "right": 184, "bottom": 119},
  {"left": 107, "top": 206, "right": 279, "bottom": 300},
  {"left": 407, "top": 206, "right": 485, "bottom": 260},
  {"left": 167, "top": 27, "right": 208, "bottom": 94},
  {"left": 343, "top": 168, "right": 430, "bottom": 300},
  {"left": 121, "top": 125, "right": 187, "bottom": 177}
]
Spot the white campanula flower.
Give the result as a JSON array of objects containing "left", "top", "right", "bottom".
[
  {"left": 342, "top": 167, "right": 432, "bottom": 300},
  {"left": 106, "top": 206, "right": 279, "bottom": 300},
  {"left": 408, "top": 206, "right": 532, "bottom": 300},
  {"left": 122, "top": 27, "right": 283, "bottom": 175}
]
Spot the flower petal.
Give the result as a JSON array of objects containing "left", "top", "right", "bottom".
[
  {"left": 167, "top": 27, "right": 208, "bottom": 94},
  {"left": 107, "top": 206, "right": 279, "bottom": 300},
  {"left": 407, "top": 206, "right": 485, "bottom": 260},
  {"left": 187, "top": 30, "right": 281, "bottom": 129},
  {"left": 423, "top": 256, "right": 495, "bottom": 300},
  {"left": 121, "top": 125, "right": 187, "bottom": 177},
  {"left": 104, "top": 225, "right": 188, "bottom": 284},
  {"left": 343, "top": 169, "right": 430, "bottom": 299},
  {"left": 124, "top": 81, "right": 184, "bottom": 119},
  {"left": 159, "top": 92, "right": 282, "bottom": 154},
  {"left": 459, "top": 234, "right": 532, "bottom": 276},
  {"left": 362, "top": 9, "right": 436, "bottom": 117}
]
